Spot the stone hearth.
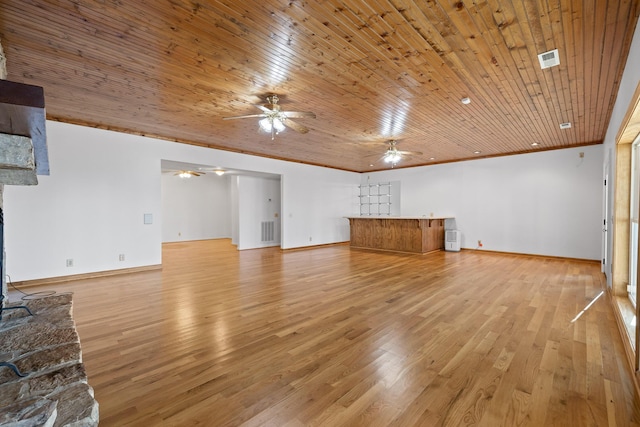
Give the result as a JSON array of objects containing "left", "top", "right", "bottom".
[{"left": 0, "top": 294, "right": 98, "bottom": 426}]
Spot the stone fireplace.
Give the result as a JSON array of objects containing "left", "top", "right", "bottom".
[
  {"left": 0, "top": 294, "right": 99, "bottom": 426},
  {"left": 0, "top": 44, "right": 99, "bottom": 425},
  {"left": 0, "top": 77, "right": 50, "bottom": 304}
]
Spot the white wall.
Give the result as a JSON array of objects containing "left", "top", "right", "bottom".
[
  {"left": 237, "top": 175, "right": 281, "bottom": 250},
  {"left": 161, "top": 172, "right": 231, "bottom": 242},
  {"left": 4, "top": 124, "right": 162, "bottom": 282},
  {"left": 4, "top": 121, "right": 359, "bottom": 281},
  {"left": 281, "top": 163, "right": 356, "bottom": 248},
  {"left": 601, "top": 21, "right": 640, "bottom": 285},
  {"left": 365, "top": 145, "right": 604, "bottom": 260},
  {"left": 230, "top": 176, "right": 239, "bottom": 246}
]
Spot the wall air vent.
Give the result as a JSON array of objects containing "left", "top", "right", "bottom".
[
  {"left": 261, "top": 221, "right": 275, "bottom": 242},
  {"left": 538, "top": 49, "right": 560, "bottom": 69}
]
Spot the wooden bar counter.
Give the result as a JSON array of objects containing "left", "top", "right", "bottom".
[{"left": 346, "top": 217, "right": 452, "bottom": 254}]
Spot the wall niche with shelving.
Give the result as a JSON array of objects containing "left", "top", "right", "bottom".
[{"left": 358, "top": 181, "right": 400, "bottom": 216}]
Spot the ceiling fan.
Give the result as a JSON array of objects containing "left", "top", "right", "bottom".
[
  {"left": 172, "top": 170, "right": 204, "bottom": 178},
  {"left": 164, "top": 169, "right": 226, "bottom": 178},
  {"left": 366, "top": 140, "right": 423, "bottom": 166},
  {"left": 223, "top": 94, "right": 316, "bottom": 140}
]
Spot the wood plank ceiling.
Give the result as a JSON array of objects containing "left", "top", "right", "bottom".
[{"left": 1, "top": 0, "right": 638, "bottom": 172}]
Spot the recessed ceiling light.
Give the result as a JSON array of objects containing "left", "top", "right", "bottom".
[
  {"left": 559, "top": 122, "right": 572, "bottom": 129},
  {"left": 461, "top": 97, "right": 471, "bottom": 105},
  {"left": 531, "top": 142, "right": 539, "bottom": 146},
  {"left": 473, "top": 150, "right": 481, "bottom": 154},
  {"left": 430, "top": 157, "right": 435, "bottom": 160}
]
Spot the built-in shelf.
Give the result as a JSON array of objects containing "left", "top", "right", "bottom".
[{"left": 358, "top": 182, "right": 392, "bottom": 216}]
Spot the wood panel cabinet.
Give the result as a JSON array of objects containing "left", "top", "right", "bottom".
[{"left": 347, "top": 217, "right": 449, "bottom": 254}]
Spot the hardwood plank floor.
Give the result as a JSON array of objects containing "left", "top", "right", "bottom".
[{"left": 9, "top": 239, "right": 640, "bottom": 426}]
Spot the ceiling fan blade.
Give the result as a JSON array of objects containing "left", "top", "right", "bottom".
[
  {"left": 399, "top": 150, "right": 423, "bottom": 156},
  {"left": 282, "top": 118, "right": 309, "bottom": 134},
  {"left": 255, "top": 105, "right": 274, "bottom": 113},
  {"left": 350, "top": 141, "right": 389, "bottom": 147},
  {"left": 282, "top": 111, "right": 316, "bottom": 119},
  {"left": 223, "top": 114, "right": 267, "bottom": 120},
  {"left": 173, "top": 170, "right": 203, "bottom": 176}
]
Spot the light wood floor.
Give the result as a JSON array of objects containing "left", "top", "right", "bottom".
[{"left": 10, "top": 239, "right": 640, "bottom": 426}]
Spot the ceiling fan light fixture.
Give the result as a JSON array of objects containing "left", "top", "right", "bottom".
[
  {"left": 215, "top": 170, "right": 225, "bottom": 176},
  {"left": 178, "top": 171, "right": 193, "bottom": 178},
  {"left": 259, "top": 118, "right": 272, "bottom": 132},
  {"left": 259, "top": 116, "right": 286, "bottom": 134},
  {"left": 384, "top": 150, "right": 402, "bottom": 163},
  {"left": 272, "top": 117, "right": 286, "bottom": 132}
]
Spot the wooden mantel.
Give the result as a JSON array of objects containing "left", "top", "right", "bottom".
[
  {"left": 346, "top": 216, "right": 452, "bottom": 254},
  {"left": 0, "top": 79, "right": 49, "bottom": 184}
]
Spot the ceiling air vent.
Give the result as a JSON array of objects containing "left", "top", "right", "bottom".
[
  {"left": 538, "top": 49, "right": 560, "bottom": 69},
  {"left": 559, "top": 122, "right": 572, "bottom": 129}
]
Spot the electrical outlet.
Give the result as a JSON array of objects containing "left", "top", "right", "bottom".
[
  {"left": 66, "top": 259, "right": 74, "bottom": 267},
  {"left": 478, "top": 240, "right": 483, "bottom": 248},
  {"left": 119, "top": 254, "right": 125, "bottom": 262}
]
